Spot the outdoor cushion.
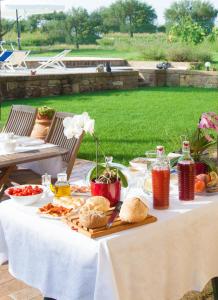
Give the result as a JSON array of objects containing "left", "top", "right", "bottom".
[{"left": 0, "top": 51, "right": 13, "bottom": 62}]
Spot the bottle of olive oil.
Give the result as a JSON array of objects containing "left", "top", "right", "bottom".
[{"left": 54, "top": 173, "right": 71, "bottom": 197}]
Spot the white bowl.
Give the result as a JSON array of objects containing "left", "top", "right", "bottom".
[{"left": 5, "top": 185, "right": 44, "bottom": 206}]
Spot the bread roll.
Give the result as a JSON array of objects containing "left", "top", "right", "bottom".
[
  {"left": 119, "top": 197, "right": 148, "bottom": 223},
  {"left": 79, "top": 208, "right": 107, "bottom": 229},
  {"left": 85, "top": 196, "right": 110, "bottom": 212}
]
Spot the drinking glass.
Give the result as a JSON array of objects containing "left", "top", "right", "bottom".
[{"left": 42, "top": 173, "right": 52, "bottom": 195}]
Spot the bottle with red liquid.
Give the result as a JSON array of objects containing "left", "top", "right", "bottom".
[
  {"left": 152, "top": 146, "right": 170, "bottom": 209},
  {"left": 177, "top": 141, "right": 195, "bottom": 201}
]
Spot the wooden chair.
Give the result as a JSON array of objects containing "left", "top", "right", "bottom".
[
  {"left": 9, "top": 111, "right": 84, "bottom": 185},
  {"left": 3, "top": 105, "right": 37, "bottom": 136},
  {"left": 45, "top": 112, "right": 84, "bottom": 180}
]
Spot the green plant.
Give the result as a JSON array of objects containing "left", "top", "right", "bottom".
[
  {"left": 89, "top": 163, "right": 128, "bottom": 186},
  {"left": 169, "top": 17, "right": 206, "bottom": 44},
  {"left": 189, "top": 62, "right": 204, "bottom": 70},
  {"left": 186, "top": 128, "right": 215, "bottom": 161},
  {"left": 38, "top": 106, "right": 55, "bottom": 120}
]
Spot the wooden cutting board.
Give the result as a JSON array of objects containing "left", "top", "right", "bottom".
[{"left": 65, "top": 210, "right": 157, "bottom": 239}]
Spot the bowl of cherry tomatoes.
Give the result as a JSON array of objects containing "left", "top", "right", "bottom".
[{"left": 5, "top": 185, "right": 44, "bottom": 205}]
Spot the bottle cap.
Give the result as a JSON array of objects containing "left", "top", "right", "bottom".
[
  {"left": 156, "top": 145, "right": 164, "bottom": 152},
  {"left": 183, "top": 141, "right": 190, "bottom": 149}
]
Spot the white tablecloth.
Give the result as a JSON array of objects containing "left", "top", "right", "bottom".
[{"left": 1, "top": 188, "right": 218, "bottom": 300}]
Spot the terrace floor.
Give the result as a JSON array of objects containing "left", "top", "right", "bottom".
[
  {"left": 0, "top": 264, "right": 42, "bottom": 300},
  {"left": 0, "top": 264, "right": 214, "bottom": 300}
]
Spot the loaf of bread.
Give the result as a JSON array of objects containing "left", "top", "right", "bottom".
[
  {"left": 119, "top": 197, "right": 149, "bottom": 223},
  {"left": 84, "top": 196, "right": 110, "bottom": 212},
  {"left": 79, "top": 207, "right": 107, "bottom": 229}
]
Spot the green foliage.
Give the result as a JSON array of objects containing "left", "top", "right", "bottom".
[
  {"left": 169, "top": 17, "right": 205, "bottom": 44},
  {"left": 208, "top": 26, "right": 218, "bottom": 42},
  {"left": 185, "top": 128, "right": 216, "bottom": 161},
  {"left": 165, "top": 0, "right": 218, "bottom": 34},
  {"left": 166, "top": 43, "right": 212, "bottom": 62},
  {"left": 89, "top": 164, "right": 128, "bottom": 187},
  {"left": 105, "top": 0, "right": 157, "bottom": 37},
  {"left": 66, "top": 8, "right": 97, "bottom": 48},
  {"left": 38, "top": 106, "right": 55, "bottom": 120}
]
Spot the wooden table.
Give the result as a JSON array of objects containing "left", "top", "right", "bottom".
[{"left": 0, "top": 145, "right": 69, "bottom": 197}]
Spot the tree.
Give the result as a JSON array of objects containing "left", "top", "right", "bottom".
[
  {"left": 102, "top": 0, "right": 157, "bottom": 37},
  {"left": 169, "top": 16, "right": 205, "bottom": 44},
  {"left": 165, "top": 0, "right": 218, "bottom": 34},
  {"left": 41, "top": 20, "right": 67, "bottom": 44},
  {"left": 66, "top": 8, "right": 96, "bottom": 49}
]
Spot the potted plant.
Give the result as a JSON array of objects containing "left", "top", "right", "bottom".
[
  {"left": 170, "top": 115, "right": 217, "bottom": 174},
  {"left": 31, "top": 106, "right": 55, "bottom": 140},
  {"left": 63, "top": 112, "right": 128, "bottom": 207},
  {"left": 185, "top": 127, "right": 216, "bottom": 174},
  {"left": 89, "top": 157, "right": 128, "bottom": 207}
]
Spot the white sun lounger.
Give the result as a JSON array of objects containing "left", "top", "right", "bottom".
[
  {"left": 2, "top": 50, "right": 30, "bottom": 71},
  {"left": 36, "top": 50, "right": 71, "bottom": 70}
]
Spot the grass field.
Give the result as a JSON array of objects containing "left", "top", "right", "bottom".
[
  {"left": 28, "top": 46, "right": 142, "bottom": 60},
  {"left": 1, "top": 87, "right": 218, "bottom": 165}
]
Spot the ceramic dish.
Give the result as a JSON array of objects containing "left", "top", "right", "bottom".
[{"left": 5, "top": 185, "right": 44, "bottom": 206}]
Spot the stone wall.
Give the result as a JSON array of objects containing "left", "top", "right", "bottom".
[
  {"left": 1, "top": 71, "right": 139, "bottom": 100},
  {"left": 138, "top": 69, "right": 218, "bottom": 88}
]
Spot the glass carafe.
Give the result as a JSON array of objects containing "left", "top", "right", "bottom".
[{"left": 53, "top": 173, "right": 71, "bottom": 197}]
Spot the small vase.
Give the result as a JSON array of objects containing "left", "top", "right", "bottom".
[
  {"left": 195, "top": 161, "right": 207, "bottom": 175},
  {"left": 90, "top": 180, "right": 121, "bottom": 207}
]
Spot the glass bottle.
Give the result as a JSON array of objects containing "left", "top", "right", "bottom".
[
  {"left": 54, "top": 173, "right": 71, "bottom": 197},
  {"left": 152, "top": 146, "right": 170, "bottom": 209},
  {"left": 177, "top": 141, "right": 195, "bottom": 201}
]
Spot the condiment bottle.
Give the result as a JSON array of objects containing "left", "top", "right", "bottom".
[
  {"left": 152, "top": 146, "right": 170, "bottom": 209},
  {"left": 177, "top": 141, "right": 195, "bottom": 201},
  {"left": 54, "top": 173, "right": 71, "bottom": 197}
]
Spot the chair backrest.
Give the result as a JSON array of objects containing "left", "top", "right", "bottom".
[
  {"left": 7, "top": 50, "right": 29, "bottom": 65},
  {"left": 46, "top": 111, "right": 84, "bottom": 179},
  {"left": 52, "top": 50, "right": 71, "bottom": 60},
  {"left": 3, "top": 105, "right": 37, "bottom": 136},
  {"left": 0, "top": 50, "right": 13, "bottom": 62}
]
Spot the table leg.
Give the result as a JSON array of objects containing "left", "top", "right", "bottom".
[{"left": 212, "top": 278, "right": 218, "bottom": 300}]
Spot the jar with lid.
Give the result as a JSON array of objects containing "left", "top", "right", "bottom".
[{"left": 54, "top": 173, "right": 71, "bottom": 197}]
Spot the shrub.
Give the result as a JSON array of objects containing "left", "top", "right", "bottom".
[
  {"left": 166, "top": 44, "right": 213, "bottom": 62},
  {"left": 142, "top": 43, "right": 167, "bottom": 60}
]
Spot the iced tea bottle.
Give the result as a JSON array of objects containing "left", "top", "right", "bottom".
[
  {"left": 152, "top": 146, "right": 170, "bottom": 209},
  {"left": 177, "top": 141, "right": 195, "bottom": 201}
]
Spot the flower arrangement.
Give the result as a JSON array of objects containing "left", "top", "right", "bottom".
[
  {"left": 63, "top": 112, "right": 128, "bottom": 187},
  {"left": 199, "top": 112, "right": 218, "bottom": 162}
]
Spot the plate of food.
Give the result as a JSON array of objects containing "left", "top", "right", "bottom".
[
  {"left": 38, "top": 203, "right": 72, "bottom": 219},
  {"left": 53, "top": 195, "right": 85, "bottom": 210},
  {"left": 70, "top": 185, "right": 91, "bottom": 196}
]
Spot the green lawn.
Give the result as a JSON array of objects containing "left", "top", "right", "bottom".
[
  {"left": 1, "top": 87, "right": 218, "bottom": 165},
  {"left": 29, "top": 47, "right": 142, "bottom": 60}
]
